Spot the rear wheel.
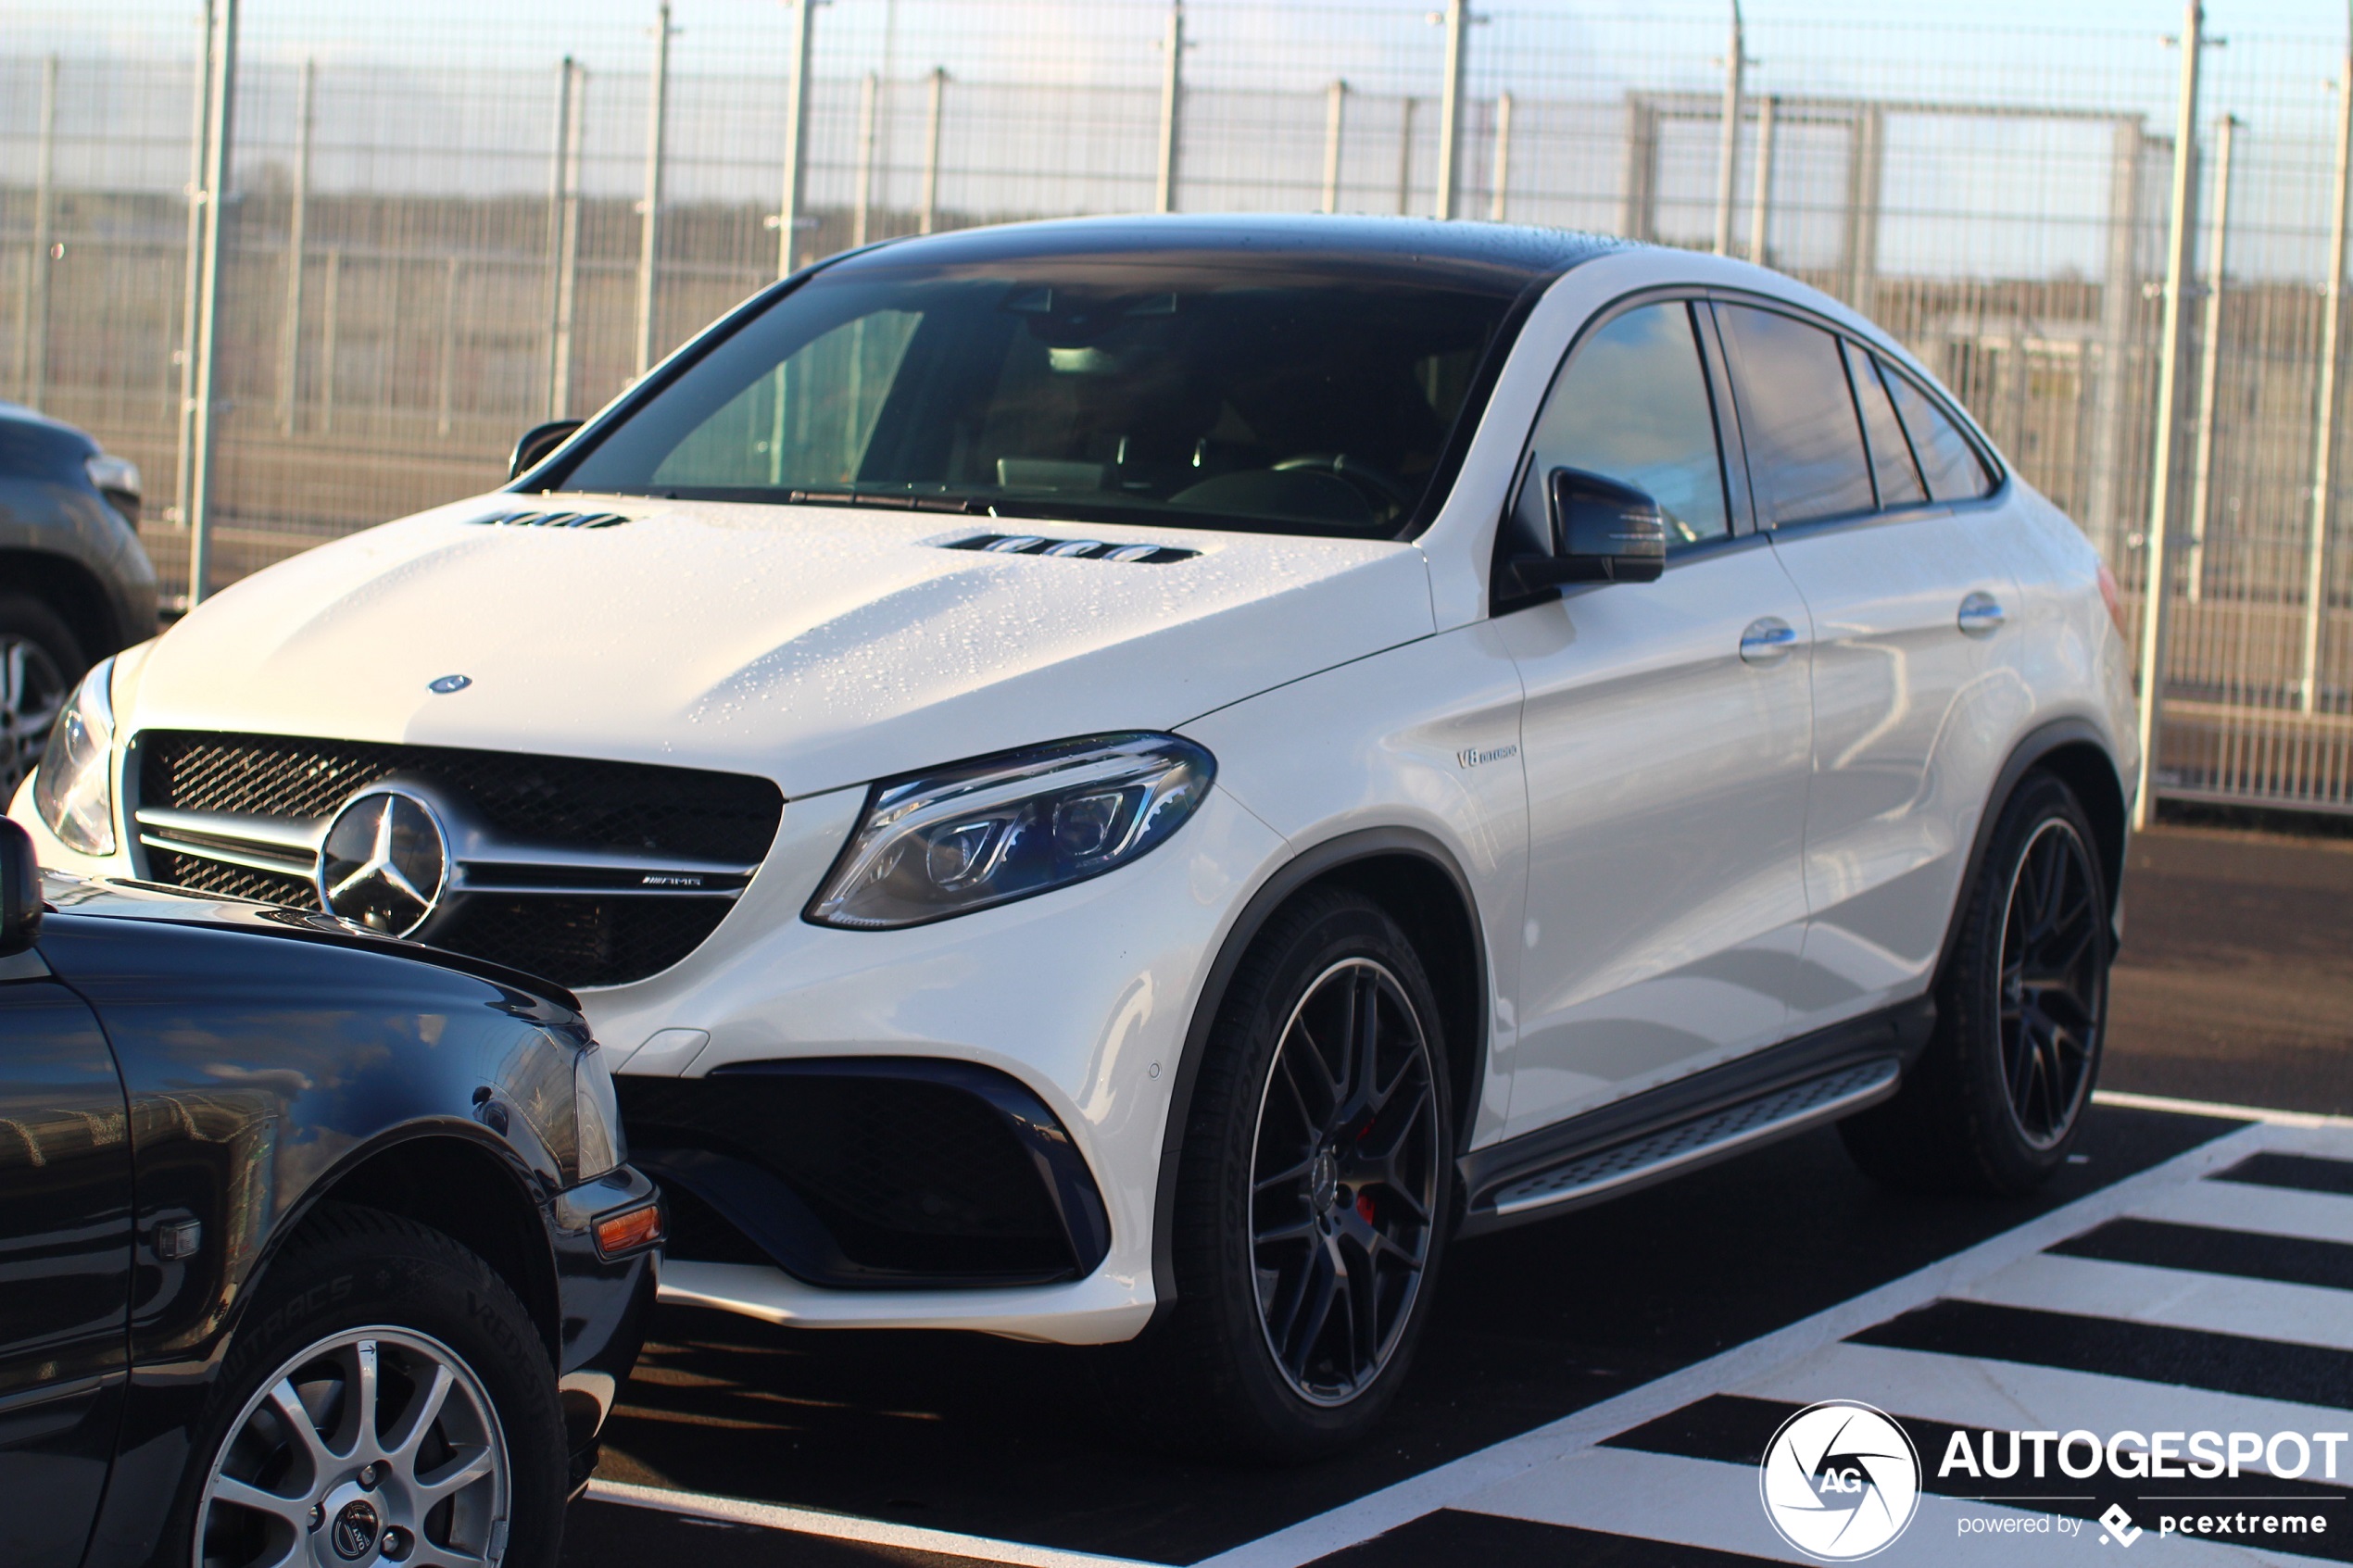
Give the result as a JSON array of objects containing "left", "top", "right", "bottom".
[
  {"left": 171, "top": 1205, "right": 570, "bottom": 1568},
  {"left": 1842, "top": 771, "right": 2111, "bottom": 1196},
  {"left": 0, "top": 592, "right": 83, "bottom": 804},
  {"left": 1145, "top": 889, "right": 1451, "bottom": 1461}
]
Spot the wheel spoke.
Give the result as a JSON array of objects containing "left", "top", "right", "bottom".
[
  {"left": 1252, "top": 1155, "right": 1315, "bottom": 1195},
  {"left": 1277, "top": 1243, "right": 1340, "bottom": 1374},
  {"left": 206, "top": 1474, "right": 311, "bottom": 1529},
  {"left": 382, "top": 1360, "right": 456, "bottom": 1465},
  {"left": 263, "top": 1376, "right": 339, "bottom": 1484},
  {"left": 415, "top": 1443, "right": 498, "bottom": 1508}
]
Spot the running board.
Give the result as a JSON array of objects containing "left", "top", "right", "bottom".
[{"left": 1467, "top": 1056, "right": 1904, "bottom": 1228}]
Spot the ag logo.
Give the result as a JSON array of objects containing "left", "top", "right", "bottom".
[{"left": 1759, "top": 1399, "right": 1921, "bottom": 1561}]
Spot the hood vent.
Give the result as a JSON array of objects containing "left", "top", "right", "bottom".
[
  {"left": 942, "top": 533, "right": 1197, "bottom": 564},
  {"left": 470, "top": 508, "right": 632, "bottom": 530}
]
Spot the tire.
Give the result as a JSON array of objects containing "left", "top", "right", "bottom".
[
  {"left": 165, "top": 1203, "right": 570, "bottom": 1568},
  {"left": 1143, "top": 888, "right": 1453, "bottom": 1462},
  {"left": 0, "top": 591, "right": 85, "bottom": 806},
  {"left": 1842, "top": 771, "right": 2112, "bottom": 1197}
]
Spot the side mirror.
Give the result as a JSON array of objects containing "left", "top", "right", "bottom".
[
  {"left": 510, "top": 420, "right": 584, "bottom": 482},
  {"left": 1509, "top": 468, "right": 1668, "bottom": 592},
  {"left": 1, "top": 818, "right": 43, "bottom": 956}
]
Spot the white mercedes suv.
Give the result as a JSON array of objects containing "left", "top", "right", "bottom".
[{"left": 15, "top": 216, "right": 2137, "bottom": 1458}]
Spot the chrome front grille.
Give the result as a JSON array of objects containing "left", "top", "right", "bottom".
[{"left": 133, "top": 732, "right": 784, "bottom": 988}]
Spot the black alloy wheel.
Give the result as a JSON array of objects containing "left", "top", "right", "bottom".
[
  {"left": 1995, "top": 816, "right": 2104, "bottom": 1148},
  {"left": 1840, "top": 771, "right": 2112, "bottom": 1197},
  {"left": 1142, "top": 888, "right": 1453, "bottom": 1461},
  {"left": 1249, "top": 956, "right": 1441, "bottom": 1406}
]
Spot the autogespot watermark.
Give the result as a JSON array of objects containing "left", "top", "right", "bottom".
[{"left": 1759, "top": 1406, "right": 2349, "bottom": 1558}]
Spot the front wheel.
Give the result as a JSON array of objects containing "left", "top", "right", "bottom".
[
  {"left": 170, "top": 1204, "right": 571, "bottom": 1568},
  {"left": 1843, "top": 771, "right": 2112, "bottom": 1196},
  {"left": 1144, "top": 889, "right": 1452, "bottom": 1461}
]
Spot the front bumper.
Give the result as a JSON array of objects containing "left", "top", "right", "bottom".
[{"left": 547, "top": 1165, "right": 662, "bottom": 1486}]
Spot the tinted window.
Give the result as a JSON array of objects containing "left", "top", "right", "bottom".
[
  {"left": 1715, "top": 304, "right": 1875, "bottom": 526},
  {"left": 1881, "top": 359, "right": 1995, "bottom": 501},
  {"left": 1510, "top": 301, "right": 1729, "bottom": 550},
  {"left": 1843, "top": 340, "right": 1926, "bottom": 508},
  {"left": 557, "top": 262, "right": 1517, "bottom": 538}
]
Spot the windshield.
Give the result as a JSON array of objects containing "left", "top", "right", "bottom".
[{"left": 553, "top": 257, "right": 1524, "bottom": 537}]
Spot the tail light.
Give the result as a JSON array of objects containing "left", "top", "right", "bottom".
[{"left": 2096, "top": 560, "right": 2131, "bottom": 641}]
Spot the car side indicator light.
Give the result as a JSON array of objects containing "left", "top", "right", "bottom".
[{"left": 593, "top": 1200, "right": 665, "bottom": 1260}]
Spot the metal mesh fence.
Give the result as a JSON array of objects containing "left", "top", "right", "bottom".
[{"left": 6, "top": 1, "right": 2353, "bottom": 814}]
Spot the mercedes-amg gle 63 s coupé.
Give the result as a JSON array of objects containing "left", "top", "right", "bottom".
[{"left": 12, "top": 216, "right": 2137, "bottom": 1460}]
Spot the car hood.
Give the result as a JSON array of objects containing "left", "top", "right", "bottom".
[{"left": 126, "top": 495, "right": 1437, "bottom": 797}]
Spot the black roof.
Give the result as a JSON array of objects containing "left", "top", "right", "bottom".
[{"left": 824, "top": 214, "right": 1633, "bottom": 295}]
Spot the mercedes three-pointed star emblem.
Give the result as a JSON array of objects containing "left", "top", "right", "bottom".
[{"left": 315, "top": 786, "right": 450, "bottom": 937}]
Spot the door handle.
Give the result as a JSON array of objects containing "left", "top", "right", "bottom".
[
  {"left": 1957, "top": 591, "right": 2006, "bottom": 635},
  {"left": 1739, "top": 616, "right": 1799, "bottom": 665}
]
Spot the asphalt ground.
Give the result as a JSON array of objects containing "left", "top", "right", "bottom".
[{"left": 560, "top": 821, "right": 2353, "bottom": 1567}]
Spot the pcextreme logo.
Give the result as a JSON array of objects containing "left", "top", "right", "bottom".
[{"left": 1759, "top": 1400, "right": 1924, "bottom": 1561}]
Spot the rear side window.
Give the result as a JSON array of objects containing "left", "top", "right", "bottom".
[
  {"left": 1713, "top": 304, "right": 1875, "bottom": 526},
  {"left": 1881, "top": 359, "right": 1996, "bottom": 501},
  {"left": 1510, "top": 300, "right": 1730, "bottom": 550},
  {"left": 1843, "top": 340, "right": 1927, "bottom": 508}
]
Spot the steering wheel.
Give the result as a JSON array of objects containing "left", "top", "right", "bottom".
[{"left": 1272, "top": 453, "right": 1418, "bottom": 521}]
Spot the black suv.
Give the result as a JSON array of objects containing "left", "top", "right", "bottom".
[
  {"left": 0, "top": 818, "right": 661, "bottom": 1568},
  {"left": 0, "top": 402, "right": 157, "bottom": 802}
]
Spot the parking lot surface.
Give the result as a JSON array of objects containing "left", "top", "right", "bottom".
[{"left": 561, "top": 823, "right": 2353, "bottom": 1566}]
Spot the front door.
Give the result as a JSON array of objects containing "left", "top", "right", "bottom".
[
  {"left": 1500, "top": 297, "right": 1817, "bottom": 1137},
  {"left": 0, "top": 957, "right": 133, "bottom": 1568},
  {"left": 1711, "top": 303, "right": 2024, "bottom": 1031}
]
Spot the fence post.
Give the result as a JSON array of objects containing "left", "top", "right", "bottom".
[
  {"left": 775, "top": 0, "right": 814, "bottom": 276},
  {"left": 1322, "top": 80, "right": 1347, "bottom": 214},
  {"left": 2083, "top": 118, "right": 2145, "bottom": 566},
  {"left": 1435, "top": 0, "right": 1469, "bottom": 220},
  {"left": 320, "top": 249, "right": 338, "bottom": 433},
  {"left": 1746, "top": 94, "right": 1775, "bottom": 266},
  {"left": 22, "top": 56, "right": 57, "bottom": 410},
  {"left": 2187, "top": 113, "right": 2236, "bottom": 606},
  {"left": 276, "top": 57, "right": 313, "bottom": 436},
  {"left": 919, "top": 66, "right": 946, "bottom": 235},
  {"left": 436, "top": 258, "right": 461, "bottom": 438},
  {"left": 1155, "top": 1, "right": 1185, "bottom": 214},
  {"left": 2304, "top": 40, "right": 2353, "bottom": 715},
  {"left": 633, "top": 3, "right": 672, "bottom": 380},
  {"left": 1621, "top": 94, "right": 1656, "bottom": 241},
  {"left": 852, "top": 71, "right": 879, "bottom": 247},
  {"left": 1396, "top": 97, "right": 1416, "bottom": 214},
  {"left": 172, "top": 1, "right": 213, "bottom": 536},
  {"left": 186, "top": 0, "right": 237, "bottom": 608},
  {"left": 2134, "top": 0, "right": 2207, "bottom": 828},
  {"left": 547, "top": 59, "right": 585, "bottom": 421},
  {"left": 1842, "top": 106, "right": 1883, "bottom": 314},
  {"left": 1712, "top": 1, "right": 1743, "bottom": 256},
  {"left": 1489, "top": 91, "right": 1513, "bottom": 222}
]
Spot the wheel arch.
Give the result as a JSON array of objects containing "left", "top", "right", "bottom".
[
  {"left": 1149, "top": 826, "right": 1490, "bottom": 1311},
  {"left": 1934, "top": 717, "right": 2129, "bottom": 991},
  {"left": 246, "top": 1125, "right": 563, "bottom": 1367}
]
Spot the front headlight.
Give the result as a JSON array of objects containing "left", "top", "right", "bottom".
[
  {"left": 807, "top": 732, "right": 1215, "bottom": 929},
  {"left": 32, "top": 657, "right": 117, "bottom": 856},
  {"left": 573, "top": 1042, "right": 624, "bottom": 1182}
]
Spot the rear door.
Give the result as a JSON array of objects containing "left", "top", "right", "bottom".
[
  {"left": 1712, "top": 300, "right": 2021, "bottom": 1031},
  {"left": 1498, "top": 296, "right": 1816, "bottom": 1136},
  {"left": 0, "top": 951, "right": 132, "bottom": 1568}
]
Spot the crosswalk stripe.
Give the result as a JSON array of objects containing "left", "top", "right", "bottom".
[
  {"left": 1955, "top": 1251, "right": 2353, "bottom": 1353},
  {"left": 1740, "top": 1340, "right": 2353, "bottom": 1455},
  {"left": 2212, "top": 1152, "right": 2353, "bottom": 1198},
  {"left": 2128, "top": 1180, "right": 2353, "bottom": 1247},
  {"left": 2054, "top": 1217, "right": 2353, "bottom": 1293}
]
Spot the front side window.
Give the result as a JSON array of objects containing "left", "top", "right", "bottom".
[
  {"left": 1714, "top": 303, "right": 1876, "bottom": 527},
  {"left": 554, "top": 259, "right": 1522, "bottom": 538},
  {"left": 1508, "top": 300, "right": 1730, "bottom": 552}
]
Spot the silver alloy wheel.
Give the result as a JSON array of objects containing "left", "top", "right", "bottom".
[
  {"left": 0, "top": 633, "right": 68, "bottom": 803},
  {"left": 195, "top": 1326, "right": 510, "bottom": 1568},
  {"left": 1995, "top": 817, "right": 2104, "bottom": 1151},
  {"left": 1248, "top": 957, "right": 1441, "bottom": 1407}
]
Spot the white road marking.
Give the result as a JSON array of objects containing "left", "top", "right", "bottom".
[
  {"left": 1194, "top": 1122, "right": 2288, "bottom": 1568},
  {"left": 1955, "top": 1251, "right": 2353, "bottom": 1353},
  {"left": 2132, "top": 1179, "right": 2353, "bottom": 1247},
  {"left": 2092, "top": 1089, "right": 2353, "bottom": 1130},
  {"left": 585, "top": 1478, "right": 1163, "bottom": 1568}
]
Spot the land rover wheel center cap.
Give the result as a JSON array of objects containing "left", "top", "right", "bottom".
[{"left": 316, "top": 787, "right": 450, "bottom": 937}]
